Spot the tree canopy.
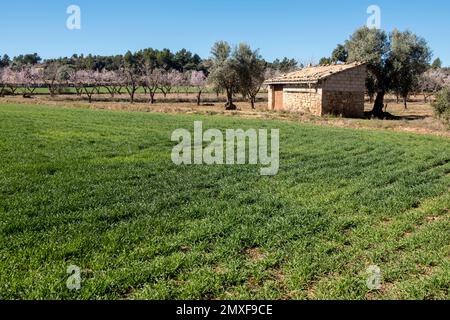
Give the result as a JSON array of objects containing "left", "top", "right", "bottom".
[
  {"left": 431, "top": 58, "right": 442, "bottom": 69},
  {"left": 344, "top": 26, "right": 431, "bottom": 116}
]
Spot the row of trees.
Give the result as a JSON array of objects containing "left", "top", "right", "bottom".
[
  {"left": 0, "top": 44, "right": 299, "bottom": 108},
  {"left": 208, "top": 41, "right": 268, "bottom": 110},
  {"left": 0, "top": 53, "right": 41, "bottom": 68},
  {"left": 1, "top": 47, "right": 297, "bottom": 75},
  {"left": 0, "top": 65, "right": 208, "bottom": 105},
  {"left": 7, "top": 29, "right": 446, "bottom": 114},
  {"left": 1, "top": 42, "right": 284, "bottom": 108},
  {"left": 0, "top": 50, "right": 204, "bottom": 73}
]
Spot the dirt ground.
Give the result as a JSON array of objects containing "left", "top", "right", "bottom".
[{"left": 1, "top": 93, "right": 449, "bottom": 138}]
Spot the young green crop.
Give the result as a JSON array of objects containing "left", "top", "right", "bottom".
[{"left": 0, "top": 103, "right": 448, "bottom": 300}]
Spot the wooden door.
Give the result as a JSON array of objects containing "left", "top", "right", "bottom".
[{"left": 273, "top": 85, "right": 284, "bottom": 110}]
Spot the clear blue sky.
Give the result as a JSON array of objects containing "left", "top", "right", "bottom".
[{"left": 1, "top": 0, "right": 449, "bottom": 65}]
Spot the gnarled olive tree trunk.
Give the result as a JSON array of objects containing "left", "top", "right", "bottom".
[
  {"left": 225, "top": 89, "right": 237, "bottom": 110},
  {"left": 372, "top": 90, "right": 386, "bottom": 117}
]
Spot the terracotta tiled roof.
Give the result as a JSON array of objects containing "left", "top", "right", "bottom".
[{"left": 265, "top": 62, "right": 365, "bottom": 85}]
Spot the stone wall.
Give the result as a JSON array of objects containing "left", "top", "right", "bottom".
[
  {"left": 267, "top": 85, "right": 273, "bottom": 110},
  {"left": 267, "top": 64, "right": 366, "bottom": 117},
  {"left": 320, "top": 65, "right": 366, "bottom": 117},
  {"left": 322, "top": 91, "right": 365, "bottom": 117},
  {"left": 282, "top": 87, "right": 322, "bottom": 115},
  {"left": 321, "top": 65, "right": 366, "bottom": 92}
]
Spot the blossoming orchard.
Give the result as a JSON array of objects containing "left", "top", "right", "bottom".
[
  {"left": 0, "top": 42, "right": 292, "bottom": 108},
  {"left": 0, "top": 65, "right": 211, "bottom": 105}
]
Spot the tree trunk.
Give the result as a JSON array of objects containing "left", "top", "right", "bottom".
[
  {"left": 150, "top": 92, "right": 155, "bottom": 104},
  {"left": 106, "top": 86, "right": 115, "bottom": 98},
  {"left": 227, "top": 90, "right": 233, "bottom": 104},
  {"left": 84, "top": 87, "right": 93, "bottom": 103},
  {"left": 196, "top": 91, "right": 202, "bottom": 106},
  {"left": 47, "top": 82, "right": 58, "bottom": 97},
  {"left": 225, "top": 89, "right": 237, "bottom": 110},
  {"left": 126, "top": 86, "right": 135, "bottom": 103},
  {"left": 372, "top": 90, "right": 386, "bottom": 117},
  {"left": 403, "top": 96, "right": 408, "bottom": 110}
]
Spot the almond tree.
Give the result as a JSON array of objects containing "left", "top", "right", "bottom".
[
  {"left": 121, "top": 51, "right": 142, "bottom": 103},
  {"left": 114, "top": 70, "right": 126, "bottom": 95},
  {"left": 142, "top": 67, "right": 163, "bottom": 104},
  {"left": 19, "top": 66, "right": 43, "bottom": 96},
  {"left": 264, "top": 68, "right": 281, "bottom": 81},
  {"left": 160, "top": 70, "right": 183, "bottom": 98},
  {"left": 2, "top": 67, "right": 20, "bottom": 95},
  {"left": 69, "top": 69, "right": 83, "bottom": 96},
  {"left": 181, "top": 71, "right": 191, "bottom": 96},
  {"left": 190, "top": 70, "right": 207, "bottom": 105},
  {"left": 418, "top": 70, "right": 443, "bottom": 103},
  {"left": 418, "top": 68, "right": 449, "bottom": 103},
  {"left": 15, "top": 69, "right": 29, "bottom": 96},
  {"left": 99, "top": 70, "right": 121, "bottom": 98},
  {"left": 77, "top": 70, "right": 99, "bottom": 103},
  {"left": 121, "top": 66, "right": 140, "bottom": 103},
  {"left": 0, "top": 68, "right": 5, "bottom": 96},
  {"left": 43, "top": 63, "right": 63, "bottom": 97}
]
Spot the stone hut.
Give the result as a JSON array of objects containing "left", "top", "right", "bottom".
[{"left": 265, "top": 62, "right": 366, "bottom": 117}]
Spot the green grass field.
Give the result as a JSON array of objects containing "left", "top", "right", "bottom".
[{"left": 0, "top": 103, "right": 449, "bottom": 300}]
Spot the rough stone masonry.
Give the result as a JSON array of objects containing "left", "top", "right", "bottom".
[{"left": 265, "top": 62, "right": 367, "bottom": 118}]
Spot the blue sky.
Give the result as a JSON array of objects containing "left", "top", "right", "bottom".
[{"left": 1, "top": 0, "right": 449, "bottom": 65}]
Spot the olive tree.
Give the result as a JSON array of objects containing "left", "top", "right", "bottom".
[
  {"left": 431, "top": 58, "right": 442, "bottom": 69},
  {"left": 331, "top": 44, "right": 348, "bottom": 63},
  {"left": 232, "top": 43, "right": 267, "bottom": 109},
  {"left": 345, "top": 27, "right": 391, "bottom": 116},
  {"left": 208, "top": 41, "right": 240, "bottom": 110},
  {"left": 390, "top": 30, "right": 431, "bottom": 109},
  {"left": 344, "top": 26, "right": 431, "bottom": 116}
]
